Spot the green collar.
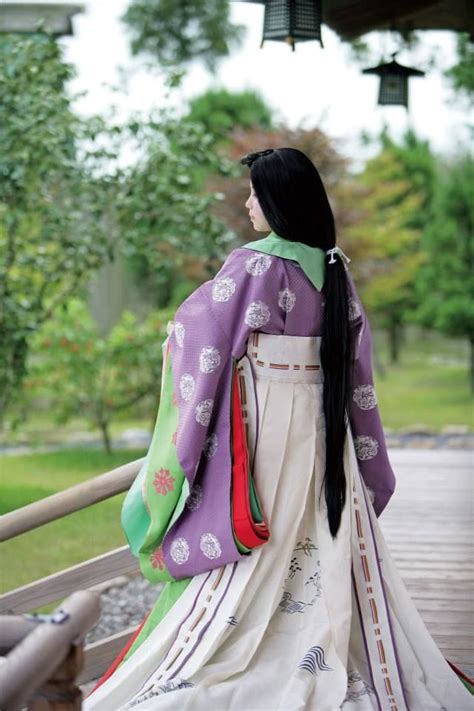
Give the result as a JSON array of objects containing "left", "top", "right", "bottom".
[{"left": 241, "top": 231, "right": 326, "bottom": 291}]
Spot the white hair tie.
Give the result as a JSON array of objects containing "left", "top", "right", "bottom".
[{"left": 326, "top": 246, "right": 351, "bottom": 265}]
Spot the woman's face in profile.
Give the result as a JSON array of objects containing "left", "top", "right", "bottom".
[{"left": 245, "top": 182, "right": 271, "bottom": 232}]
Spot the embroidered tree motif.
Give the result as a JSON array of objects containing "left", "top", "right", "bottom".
[
  {"left": 288, "top": 556, "right": 302, "bottom": 579},
  {"left": 153, "top": 468, "right": 175, "bottom": 495},
  {"left": 343, "top": 670, "right": 376, "bottom": 703},
  {"left": 150, "top": 547, "right": 165, "bottom": 570},
  {"left": 294, "top": 537, "right": 318, "bottom": 557},
  {"left": 305, "top": 564, "right": 322, "bottom": 596}
]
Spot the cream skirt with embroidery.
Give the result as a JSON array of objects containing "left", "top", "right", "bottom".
[{"left": 84, "top": 334, "right": 471, "bottom": 711}]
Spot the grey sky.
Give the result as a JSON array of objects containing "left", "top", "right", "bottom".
[{"left": 62, "top": 1, "right": 471, "bottom": 170}]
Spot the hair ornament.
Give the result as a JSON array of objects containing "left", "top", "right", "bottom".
[
  {"left": 326, "top": 246, "right": 351, "bottom": 265},
  {"left": 240, "top": 148, "right": 275, "bottom": 166}
]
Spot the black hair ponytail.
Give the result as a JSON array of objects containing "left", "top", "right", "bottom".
[
  {"left": 321, "top": 255, "right": 354, "bottom": 537},
  {"left": 241, "top": 147, "right": 354, "bottom": 538}
]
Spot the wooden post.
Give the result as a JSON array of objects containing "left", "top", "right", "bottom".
[
  {"left": 28, "top": 642, "right": 84, "bottom": 710},
  {"left": 0, "top": 590, "right": 100, "bottom": 711}
]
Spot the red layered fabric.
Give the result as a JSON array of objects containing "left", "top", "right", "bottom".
[{"left": 231, "top": 365, "right": 269, "bottom": 549}]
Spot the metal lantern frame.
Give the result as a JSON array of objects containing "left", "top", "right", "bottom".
[
  {"left": 239, "top": 0, "right": 324, "bottom": 51},
  {"left": 362, "top": 52, "right": 425, "bottom": 108}
]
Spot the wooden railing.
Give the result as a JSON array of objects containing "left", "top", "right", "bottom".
[{"left": 0, "top": 456, "right": 149, "bottom": 703}]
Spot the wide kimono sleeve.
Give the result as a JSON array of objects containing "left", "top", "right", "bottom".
[
  {"left": 346, "top": 274, "right": 397, "bottom": 518},
  {"left": 126, "top": 248, "right": 287, "bottom": 582}
]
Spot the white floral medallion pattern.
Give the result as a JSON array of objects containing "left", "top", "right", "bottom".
[
  {"left": 170, "top": 537, "right": 190, "bottom": 565},
  {"left": 199, "top": 532, "right": 222, "bottom": 559},
  {"left": 354, "top": 435, "right": 379, "bottom": 461},
  {"left": 203, "top": 433, "right": 218, "bottom": 459},
  {"left": 174, "top": 321, "right": 185, "bottom": 347},
  {"left": 186, "top": 483, "right": 203, "bottom": 511},
  {"left": 199, "top": 346, "right": 221, "bottom": 374},
  {"left": 179, "top": 373, "right": 195, "bottom": 401},
  {"left": 353, "top": 384, "right": 377, "bottom": 410},
  {"left": 244, "top": 300, "right": 271, "bottom": 328},
  {"left": 348, "top": 297, "right": 362, "bottom": 321},
  {"left": 195, "top": 399, "right": 214, "bottom": 426},
  {"left": 212, "top": 277, "right": 236, "bottom": 303},
  {"left": 245, "top": 253, "right": 272, "bottom": 276},
  {"left": 278, "top": 288, "right": 296, "bottom": 313}
]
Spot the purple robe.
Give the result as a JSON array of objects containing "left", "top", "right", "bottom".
[{"left": 161, "top": 247, "right": 396, "bottom": 580}]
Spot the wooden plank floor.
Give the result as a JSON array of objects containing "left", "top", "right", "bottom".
[{"left": 379, "top": 449, "right": 474, "bottom": 680}]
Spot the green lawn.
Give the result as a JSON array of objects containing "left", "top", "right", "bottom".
[
  {"left": 0, "top": 449, "right": 146, "bottom": 599},
  {"left": 373, "top": 327, "right": 472, "bottom": 431}
]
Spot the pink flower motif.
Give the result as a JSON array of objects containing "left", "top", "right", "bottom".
[
  {"left": 150, "top": 547, "right": 165, "bottom": 570},
  {"left": 153, "top": 467, "right": 175, "bottom": 495},
  {"left": 171, "top": 431, "right": 177, "bottom": 445}
]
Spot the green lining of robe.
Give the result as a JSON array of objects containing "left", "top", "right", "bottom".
[
  {"left": 121, "top": 338, "right": 186, "bottom": 584},
  {"left": 121, "top": 578, "right": 192, "bottom": 664},
  {"left": 241, "top": 231, "right": 326, "bottom": 292}
]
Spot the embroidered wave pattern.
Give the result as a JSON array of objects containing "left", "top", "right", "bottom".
[{"left": 298, "top": 646, "right": 333, "bottom": 675}]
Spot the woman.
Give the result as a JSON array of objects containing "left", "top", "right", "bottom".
[{"left": 85, "top": 148, "right": 472, "bottom": 710}]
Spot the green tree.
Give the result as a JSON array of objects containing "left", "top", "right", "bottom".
[
  {"left": 27, "top": 299, "right": 173, "bottom": 453},
  {"left": 117, "top": 112, "right": 238, "bottom": 308},
  {"left": 346, "top": 144, "right": 426, "bottom": 363},
  {"left": 185, "top": 88, "right": 274, "bottom": 144},
  {"left": 0, "top": 34, "right": 239, "bottom": 428},
  {"left": 0, "top": 34, "right": 116, "bottom": 427},
  {"left": 413, "top": 155, "right": 474, "bottom": 391},
  {"left": 377, "top": 127, "right": 437, "bottom": 231},
  {"left": 444, "top": 32, "right": 474, "bottom": 103},
  {"left": 122, "top": 0, "right": 245, "bottom": 73}
]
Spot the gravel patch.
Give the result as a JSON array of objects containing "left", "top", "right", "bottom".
[{"left": 85, "top": 575, "right": 163, "bottom": 646}]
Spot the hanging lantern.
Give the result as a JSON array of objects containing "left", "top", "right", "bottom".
[
  {"left": 239, "top": 0, "right": 324, "bottom": 51},
  {"left": 362, "top": 52, "right": 425, "bottom": 108}
]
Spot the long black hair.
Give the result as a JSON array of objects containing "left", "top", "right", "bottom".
[{"left": 240, "top": 147, "right": 354, "bottom": 538}]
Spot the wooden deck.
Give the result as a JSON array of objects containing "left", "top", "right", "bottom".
[{"left": 379, "top": 448, "right": 473, "bottom": 680}]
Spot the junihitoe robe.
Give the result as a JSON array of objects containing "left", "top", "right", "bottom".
[{"left": 121, "top": 233, "right": 396, "bottom": 583}]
